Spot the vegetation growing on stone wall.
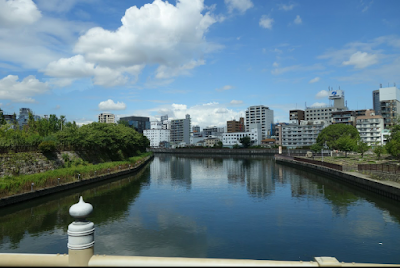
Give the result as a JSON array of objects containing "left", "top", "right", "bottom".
[{"left": 0, "top": 152, "right": 152, "bottom": 198}]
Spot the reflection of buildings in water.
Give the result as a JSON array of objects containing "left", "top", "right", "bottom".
[
  {"left": 245, "top": 159, "right": 275, "bottom": 199},
  {"left": 225, "top": 159, "right": 246, "bottom": 186},
  {"left": 331, "top": 205, "right": 349, "bottom": 218},
  {"left": 150, "top": 156, "right": 192, "bottom": 189},
  {"left": 150, "top": 156, "right": 172, "bottom": 183},
  {"left": 288, "top": 173, "right": 323, "bottom": 199},
  {"left": 278, "top": 166, "right": 283, "bottom": 182},
  {"left": 170, "top": 157, "right": 192, "bottom": 189}
]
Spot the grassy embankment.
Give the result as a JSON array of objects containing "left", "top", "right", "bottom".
[
  {"left": 311, "top": 152, "right": 393, "bottom": 170},
  {"left": 0, "top": 151, "right": 152, "bottom": 198}
]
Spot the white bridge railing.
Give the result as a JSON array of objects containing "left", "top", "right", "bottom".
[{"left": 0, "top": 197, "right": 398, "bottom": 267}]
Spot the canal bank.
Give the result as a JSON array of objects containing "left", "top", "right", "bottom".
[
  {"left": 0, "top": 154, "right": 154, "bottom": 208},
  {"left": 148, "top": 148, "right": 325, "bottom": 156},
  {"left": 275, "top": 154, "right": 400, "bottom": 201}
]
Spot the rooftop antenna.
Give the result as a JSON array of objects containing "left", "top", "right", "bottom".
[{"left": 380, "top": 83, "right": 382, "bottom": 88}]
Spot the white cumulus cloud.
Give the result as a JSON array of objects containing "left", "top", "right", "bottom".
[
  {"left": 294, "top": 15, "right": 302, "bottom": 24},
  {"left": 315, "top": 90, "right": 329, "bottom": 99},
  {"left": 0, "top": 0, "right": 41, "bottom": 27},
  {"left": 309, "top": 77, "right": 320, "bottom": 83},
  {"left": 225, "top": 0, "right": 253, "bottom": 13},
  {"left": 0, "top": 75, "right": 49, "bottom": 103},
  {"left": 259, "top": 15, "right": 274, "bottom": 29},
  {"left": 230, "top": 100, "right": 243, "bottom": 105},
  {"left": 278, "top": 3, "right": 296, "bottom": 11},
  {"left": 45, "top": 0, "right": 220, "bottom": 86},
  {"left": 98, "top": 99, "right": 127, "bottom": 111},
  {"left": 342, "top": 51, "right": 378, "bottom": 69},
  {"left": 152, "top": 102, "right": 245, "bottom": 129},
  {"left": 310, "top": 102, "right": 328, "bottom": 107},
  {"left": 216, "top": 85, "right": 233, "bottom": 92}
]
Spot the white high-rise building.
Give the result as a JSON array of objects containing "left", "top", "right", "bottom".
[
  {"left": 373, "top": 86, "right": 400, "bottom": 129},
  {"left": 356, "top": 110, "right": 384, "bottom": 146},
  {"left": 245, "top": 105, "right": 274, "bottom": 139},
  {"left": 171, "top": 114, "right": 191, "bottom": 145},
  {"left": 143, "top": 128, "right": 170, "bottom": 147}
]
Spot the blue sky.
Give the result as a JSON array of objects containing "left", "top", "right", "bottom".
[{"left": 0, "top": 0, "right": 399, "bottom": 129}]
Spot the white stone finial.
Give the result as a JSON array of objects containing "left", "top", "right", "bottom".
[{"left": 69, "top": 196, "right": 93, "bottom": 220}]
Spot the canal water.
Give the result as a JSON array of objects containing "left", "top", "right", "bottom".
[{"left": 1, "top": 154, "right": 400, "bottom": 264}]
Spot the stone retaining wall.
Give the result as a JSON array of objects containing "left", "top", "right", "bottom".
[{"left": 0, "top": 155, "right": 154, "bottom": 208}]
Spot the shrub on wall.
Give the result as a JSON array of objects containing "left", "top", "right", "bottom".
[{"left": 38, "top": 141, "right": 57, "bottom": 152}]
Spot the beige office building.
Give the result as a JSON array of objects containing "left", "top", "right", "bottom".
[{"left": 98, "top": 113, "right": 115, "bottom": 124}]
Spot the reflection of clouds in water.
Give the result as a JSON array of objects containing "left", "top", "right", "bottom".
[
  {"left": 95, "top": 205, "right": 209, "bottom": 258},
  {"left": 382, "top": 210, "right": 396, "bottom": 224}
]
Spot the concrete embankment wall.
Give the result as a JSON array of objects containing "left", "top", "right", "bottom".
[
  {"left": 0, "top": 155, "right": 154, "bottom": 208},
  {"left": 275, "top": 156, "right": 400, "bottom": 201},
  {"left": 149, "top": 148, "right": 315, "bottom": 155}
]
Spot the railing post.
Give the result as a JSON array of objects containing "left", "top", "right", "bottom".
[{"left": 68, "top": 196, "right": 95, "bottom": 266}]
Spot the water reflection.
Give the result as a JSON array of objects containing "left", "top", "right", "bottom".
[
  {"left": 151, "top": 155, "right": 192, "bottom": 189},
  {"left": 0, "top": 164, "right": 150, "bottom": 253}
]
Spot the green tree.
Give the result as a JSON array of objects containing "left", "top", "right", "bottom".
[
  {"left": 60, "top": 115, "right": 66, "bottom": 131},
  {"left": 385, "top": 117, "right": 400, "bottom": 159},
  {"left": 117, "top": 119, "right": 129, "bottom": 127},
  {"left": 373, "top": 145, "right": 385, "bottom": 160},
  {"left": 0, "top": 109, "right": 6, "bottom": 125},
  {"left": 12, "top": 113, "right": 18, "bottom": 130},
  {"left": 216, "top": 141, "right": 223, "bottom": 148},
  {"left": 239, "top": 136, "right": 252, "bottom": 148},
  {"left": 336, "top": 136, "right": 357, "bottom": 157},
  {"left": 356, "top": 140, "right": 370, "bottom": 158},
  {"left": 310, "top": 143, "right": 322, "bottom": 159},
  {"left": 316, "top": 124, "right": 360, "bottom": 150},
  {"left": 27, "top": 111, "right": 37, "bottom": 134}
]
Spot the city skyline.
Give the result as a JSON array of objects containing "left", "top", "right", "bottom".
[{"left": 0, "top": 0, "right": 399, "bottom": 129}]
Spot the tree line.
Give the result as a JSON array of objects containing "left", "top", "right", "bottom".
[
  {"left": 0, "top": 110, "right": 149, "bottom": 159},
  {"left": 311, "top": 123, "right": 389, "bottom": 159}
]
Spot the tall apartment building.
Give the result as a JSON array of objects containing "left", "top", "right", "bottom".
[
  {"left": 227, "top": 117, "right": 244, "bottom": 132},
  {"left": 372, "top": 89, "right": 380, "bottom": 115},
  {"left": 356, "top": 110, "right": 384, "bottom": 146},
  {"left": 289, "top": 110, "right": 305, "bottom": 124},
  {"left": 119, "top": 116, "right": 150, "bottom": 133},
  {"left": 331, "top": 109, "right": 367, "bottom": 126},
  {"left": 277, "top": 120, "right": 329, "bottom": 148},
  {"left": 373, "top": 86, "right": 400, "bottom": 129},
  {"left": 245, "top": 105, "right": 274, "bottom": 139},
  {"left": 170, "top": 114, "right": 191, "bottom": 145},
  {"left": 98, "top": 113, "right": 115, "bottom": 124}
]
